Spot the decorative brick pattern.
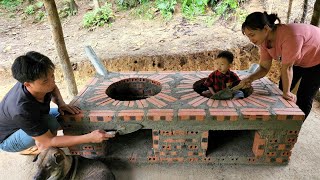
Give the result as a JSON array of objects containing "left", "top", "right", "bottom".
[
  {"left": 147, "top": 109, "right": 174, "bottom": 121},
  {"left": 274, "top": 108, "right": 305, "bottom": 121},
  {"left": 241, "top": 108, "right": 271, "bottom": 121},
  {"left": 89, "top": 110, "right": 115, "bottom": 122},
  {"left": 118, "top": 110, "right": 145, "bottom": 121},
  {"left": 178, "top": 109, "right": 206, "bottom": 121},
  {"left": 209, "top": 109, "right": 238, "bottom": 121},
  {"left": 61, "top": 71, "right": 304, "bottom": 164}
]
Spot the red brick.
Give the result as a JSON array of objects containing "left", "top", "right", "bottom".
[
  {"left": 118, "top": 110, "right": 144, "bottom": 121},
  {"left": 281, "top": 151, "right": 291, "bottom": 156},
  {"left": 140, "top": 99, "right": 149, "bottom": 108},
  {"left": 146, "top": 97, "right": 166, "bottom": 108},
  {"left": 276, "top": 158, "right": 283, "bottom": 163},
  {"left": 266, "top": 152, "right": 276, "bottom": 157},
  {"left": 189, "top": 97, "right": 208, "bottom": 107},
  {"left": 177, "top": 84, "right": 194, "bottom": 88},
  {"left": 236, "top": 99, "right": 247, "bottom": 106},
  {"left": 112, "top": 100, "right": 120, "bottom": 106},
  {"left": 129, "top": 101, "right": 135, "bottom": 107},
  {"left": 231, "top": 99, "right": 242, "bottom": 107},
  {"left": 176, "top": 89, "right": 194, "bottom": 93},
  {"left": 159, "top": 78, "right": 174, "bottom": 83},
  {"left": 202, "top": 131, "right": 209, "bottom": 138},
  {"left": 183, "top": 75, "right": 200, "bottom": 80},
  {"left": 148, "top": 156, "right": 159, "bottom": 162},
  {"left": 250, "top": 94, "right": 277, "bottom": 103},
  {"left": 181, "top": 92, "right": 200, "bottom": 100},
  {"left": 173, "top": 130, "right": 186, "bottom": 135},
  {"left": 98, "top": 98, "right": 115, "bottom": 106},
  {"left": 244, "top": 97, "right": 269, "bottom": 107},
  {"left": 61, "top": 112, "right": 85, "bottom": 122},
  {"left": 221, "top": 100, "right": 228, "bottom": 107},
  {"left": 274, "top": 108, "right": 305, "bottom": 121},
  {"left": 201, "top": 142, "right": 208, "bottom": 150},
  {"left": 207, "top": 99, "right": 214, "bottom": 106},
  {"left": 241, "top": 108, "right": 271, "bottom": 121},
  {"left": 89, "top": 110, "right": 115, "bottom": 122},
  {"left": 252, "top": 132, "right": 265, "bottom": 157},
  {"left": 178, "top": 109, "right": 206, "bottom": 121},
  {"left": 212, "top": 100, "right": 219, "bottom": 107},
  {"left": 278, "top": 144, "right": 286, "bottom": 150},
  {"left": 86, "top": 94, "right": 107, "bottom": 102},
  {"left": 156, "top": 93, "right": 177, "bottom": 102},
  {"left": 226, "top": 100, "right": 234, "bottom": 107},
  {"left": 209, "top": 109, "right": 238, "bottom": 121},
  {"left": 188, "top": 158, "right": 199, "bottom": 162},
  {"left": 253, "top": 89, "right": 270, "bottom": 95},
  {"left": 278, "top": 97, "right": 294, "bottom": 108}
]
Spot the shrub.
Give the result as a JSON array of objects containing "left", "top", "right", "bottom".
[{"left": 83, "top": 3, "right": 114, "bottom": 28}]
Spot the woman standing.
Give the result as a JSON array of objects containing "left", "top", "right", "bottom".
[{"left": 240, "top": 11, "right": 320, "bottom": 119}]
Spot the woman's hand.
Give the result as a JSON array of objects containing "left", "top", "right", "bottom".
[
  {"left": 282, "top": 92, "right": 297, "bottom": 103},
  {"left": 58, "top": 104, "right": 81, "bottom": 115}
]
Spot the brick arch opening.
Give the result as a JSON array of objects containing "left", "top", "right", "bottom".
[{"left": 106, "top": 78, "right": 162, "bottom": 101}]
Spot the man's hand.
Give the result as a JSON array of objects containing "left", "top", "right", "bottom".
[
  {"left": 283, "top": 91, "right": 297, "bottom": 103},
  {"left": 238, "top": 77, "right": 253, "bottom": 89},
  {"left": 58, "top": 104, "right": 81, "bottom": 115},
  {"left": 88, "top": 130, "right": 115, "bottom": 143}
]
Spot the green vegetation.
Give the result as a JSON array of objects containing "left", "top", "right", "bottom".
[
  {"left": 24, "top": 4, "right": 35, "bottom": 15},
  {"left": 35, "top": 10, "right": 45, "bottom": 22},
  {"left": 0, "top": 0, "right": 22, "bottom": 10},
  {"left": 156, "top": 0, "right": 176, "bottom": 20},
  {"left": 131, "top": 1, "right": 155, "bottom": 19},
  {"left": 22, "top": 1, "right": 45, "bottom": 22},
  {"left": 1, "top": 0, "right": 248, "bottom": 30},
  {"left": 83, "top": 3, "right": 114, "bottom": 28},
  {"left": 181, "top": 0, "right": 209, "bottom": 19},
  {"left": 211, "top": 0, "right": 247, "bottom": 21}
]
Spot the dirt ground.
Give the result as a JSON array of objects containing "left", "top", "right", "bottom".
[
  {"left": 0, "top": 0, "right": 319, "bottom": 179},
  {"left": 1, "top": 0, "right": 315, "bottom": 100}
]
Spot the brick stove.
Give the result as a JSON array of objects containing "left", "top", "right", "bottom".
[{"left": 60, "top": 70, "right": 304, "bottom": 165}]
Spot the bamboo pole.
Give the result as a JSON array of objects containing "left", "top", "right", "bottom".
[
  {"left": 311, "top": 0, "right": 320, "bottom": 26},
  {"left": 286, "top": 0, "right": 294, "bottom": 23},
  {"left": 300, "top": 0, "right": 308, "bottom": 23},
  {"left": 43, "top": 0, "right": 78, "bottom": 96}
]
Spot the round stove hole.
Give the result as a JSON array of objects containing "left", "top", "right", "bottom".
[
  {"left": 106, "top": 78, "right": 162, "bottom": 101},
  {"left": 193, "top": 78, "right": 253, "bottom": 99}
]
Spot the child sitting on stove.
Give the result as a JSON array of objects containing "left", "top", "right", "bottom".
[{"left": 202, "top": 50, "right": 244, "bottom": 99}]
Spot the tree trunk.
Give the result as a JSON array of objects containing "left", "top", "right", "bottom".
[
  {"left": 286, "top": 0, "right": 294, "bottom": 23},
  {"left": 311, "top": 0, "right": 320, "bottom": 26},
  {"left": 68, "top": 0, "right": 78, "bottom": 15},
  {"left": 93, "top": 0, "right": 101, "bottom": 9},
  {"left": 43, "top": 0, "right": 78, "bottom": 97},
  {"left": 300, "top": 0, "right": 308, "bottom": 23}
]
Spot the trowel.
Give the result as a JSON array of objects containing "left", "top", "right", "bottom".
[
  {"left": 210, "top": 84, "right": 242, "bottom": 100},
  {"left": 105, "top": 123, "right": 143, "bottom": 135}
]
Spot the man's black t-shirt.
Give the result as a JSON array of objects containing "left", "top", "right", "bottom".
[{"left": 0, "top": 82, "right": 52, "bottom": 143}]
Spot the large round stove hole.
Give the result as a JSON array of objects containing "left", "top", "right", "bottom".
[
  {"left": 106, "top": 78, "right": 162, "bottom": 101},
  {"left": 193, "top": 78, "right": 253, "bottom": 99}
]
